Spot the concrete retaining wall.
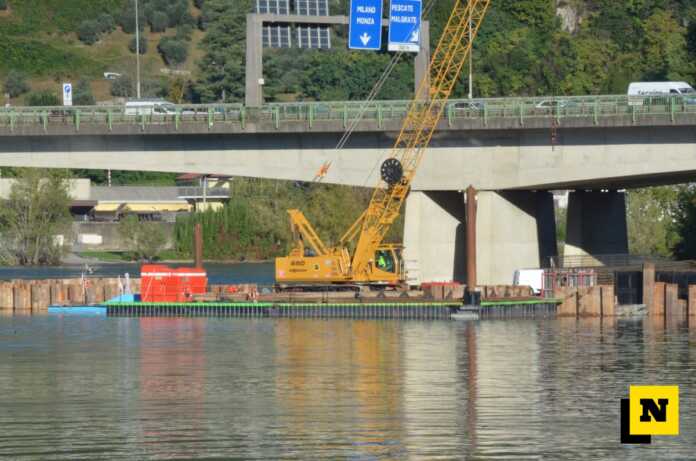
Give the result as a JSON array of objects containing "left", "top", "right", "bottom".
[{"left": 72, "top": 222, "right": 175, "bottom": 251}]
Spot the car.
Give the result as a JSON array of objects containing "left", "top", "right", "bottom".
[
  {"left": 451, "top": 100, "right": 485, "bottom": 111},
  {"left": 534, "top": 99, "right": 576, "bottom": 109}
]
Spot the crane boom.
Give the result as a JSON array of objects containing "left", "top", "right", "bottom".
[
  {"left": 275, "top": 0, "right": 492, "bottom": 286},
  {"left": 350, "top": 0, "right": 492, "bottom": 278}
]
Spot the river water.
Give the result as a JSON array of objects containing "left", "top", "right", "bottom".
[{"left": 0, "top": 314, "right": 694, "bottom": 460}]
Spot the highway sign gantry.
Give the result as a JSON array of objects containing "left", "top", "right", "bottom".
[
  {"left": 348, "top": 0, "right": 383, "bottom": 51},
  {"left": 388, "top": 0, "right": 422, "bottom": 52}
]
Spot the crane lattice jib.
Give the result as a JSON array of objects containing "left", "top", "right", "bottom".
[{"left": 351, "top": 0, "right": 492, "bottom": 277}]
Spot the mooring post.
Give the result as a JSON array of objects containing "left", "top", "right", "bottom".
[
  {"left": 465, "top": 185, "right": 479, "bottom": 305},
  {"left": 194, "top": 223, "right": 203, "bottom": 269}
]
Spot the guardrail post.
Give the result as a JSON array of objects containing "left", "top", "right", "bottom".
[
  {"left": 631, "top": 105, "right": 637, "bottom": 124},
  {"left": 273, "top": 106, "right": 279, "bottom": 129},
  {"left": 670, "top": 96, "right": 676, "bottom": 123},
  {"left": 74, "top": 110, "right": 80, "bottom": 132},
  {"left": 42, "top": 111, "right": 48, "bottom": 132},
  {"left": 10, "top": 112, "right": 16, "bottom": 132},
  {"left": 377, "top": 103, "right": 383, "bottom": 128},
  {"left": 483, "top": 104, "right": 488, "bottom": 127},
  {"left": 175, "top": 108, "right": 180, "bottom": 131},
  {"left": 447, "top": 104, "right": 453, "bottom": 127},
  {"left": 107, "top": 109, "right": 113, "bottom": 131},
  {"left": 555, "top": 106, "right": 561, "bottom": 126},
  {"left": 593, "top": 100, "right": 599, "bottom": 125},
  {"left": 519, "top": 103, "right": 524, "bottom": 126},
  {"left": 208, "top": 107, "right": 214, "bottom": 129},
  {"left": 140, "top": 112, "right": 146, "bottom": 131},
  {"left": 240, "top": 106, "right": 246, "bottom": 130},
  {"left": 343, "top": 104, "right": 348, "bottom": 129},
  {"left": 309, "top": 104, "right": 314, "bottom": 129}
]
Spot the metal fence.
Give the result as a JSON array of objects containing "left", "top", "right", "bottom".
[
  {"left": 541, "top": 269, "right": 597, "bottom": 299},
  {"left": 2, "top": 94, "right": 696, "bottom": 132}
]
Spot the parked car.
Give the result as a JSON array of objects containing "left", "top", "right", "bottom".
[
  {"left": 124, "top": 99, "right": 177, "bottom": 116},
  {"left": 451, "top": 100, "right": 485, "bottom": 111},
  {"left": 534, "top": 99, "right": 576, "bottom": 110}
]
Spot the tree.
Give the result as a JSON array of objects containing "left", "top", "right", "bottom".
[
  {"left": 129, "top": 36, "right": 148, "bottom": 55},
  {"left": 150, "top": 11, "right": 169, "bottom": 33},
  {"left": 97, "top": 13, "right": 116, "bottom": 34},
  {"left": 73, "top": 79, "right": 95, "bottom": 106},
  {"left": 3, "top": 71, "right": 29, "bottom": 98},
  {"left": 120, "top": 7, "right": 145, "bottom": 34},
  {"left": 26, "top": 91, "right": 61, "bottom": 106},
  {"left": 118, "top": 215, "right": 167, "bottom": 261},
  {"left": 0, "top": 169, "right": 73, "bottom": 266},
  {"left": 158, "top": 37, "right": 188, "bottom": 66},
  {"left": 671, "top": 186, "right": 696, "bottom": 259},
  {"left": 626, "top": 187, "right": 678, "bottom": 257},
  {"left": 111, "top": 75, "right": 134, "bottom": 97},
  {"left": 642, "top": 10, "right": 693, "bottom": 80},
  {"left": 78, "top": 20, "right": 101, "bottom": 45}
]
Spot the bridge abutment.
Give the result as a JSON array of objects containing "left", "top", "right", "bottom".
[
  {"left": 404, "top": 190, "right": 557, "bottom": 286},
  {"left": 564, "top": 190, "right": 628, "bottom": 262}
]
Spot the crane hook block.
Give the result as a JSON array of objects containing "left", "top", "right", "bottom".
[{"left": 380, "top": 158, "right": 404, "bottom": 186}]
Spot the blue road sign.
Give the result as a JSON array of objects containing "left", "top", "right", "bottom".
[
  {"left": 388, "top": 0, "right": 422, "bottom": 53},
  {"left": 348, "top": 0, "right": 383, "bottom": 51}
]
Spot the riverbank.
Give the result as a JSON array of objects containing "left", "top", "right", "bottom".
[{"left": 73, "top": 251, "right": 272, "bottom": 265}]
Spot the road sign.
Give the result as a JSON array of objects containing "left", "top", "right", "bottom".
[
  {"left": 62, "top": 83, "right": 72, "bottom": 106},
  {"left": 388, "top": 0, "right": 422, "bottom": 52},
  {"left": 348, "top": 0, "right": 383, "bottom": 51}
]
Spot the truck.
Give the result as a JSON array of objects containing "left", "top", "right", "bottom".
[{"left": 628, "top": 81, "right": 696, "bottom": 106}]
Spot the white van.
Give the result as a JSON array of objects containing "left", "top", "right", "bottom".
[
  {"left": 627, "top": 81, "right": 696, "bottom": 105},
  {"left": 124, "top": 99, "right": 177, "bottom": 116}
]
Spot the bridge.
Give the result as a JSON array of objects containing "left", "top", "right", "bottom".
[{"left": 2, "top": 94, "right": 696, "bottom": 285}]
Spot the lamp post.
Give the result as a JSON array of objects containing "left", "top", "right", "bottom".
[{"left": 135, "top": 0, "right": 141, "bottom": 99}]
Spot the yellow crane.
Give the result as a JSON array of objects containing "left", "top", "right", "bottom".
[{"left": 275, "top": 0, "right": 492, "bottom": 287}]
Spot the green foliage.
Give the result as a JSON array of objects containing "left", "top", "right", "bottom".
[
  {"left": 78, "top": 20, "right": 101, "bottom": 45},
  {"left": 150, "top": 11, "right": 169, "bottom": 33},
  {"left": 96, "top": 13, "right": 116, "bottom": 34},
  {"left": 110, "top": 74, "right": 133, "bottom": 97},
  {"left": 174, "top": 179, "right": 403, "bottom": 261},
  {"left": 3, "top": 70, "right": 29, "bottom": 98},
  {"left": 73, "top": 79, "right": 95, "bottom": 105},
  {"left": 627, "top": 187, "right": 679, "bottom": 257},
  {"left": 128, "top": 36, "right": 147, "bottom": 55},
  {"left": 119, "top": 7, "right": 145, "bottom": 34},
  {"left": 158, "top": 37, "right": 188, "bottom": 66},
  {"left": 0, "top": 38, "right": 96, "bottom": 76},
  {"left": 0, "top": 0, "right": 7, "bottom": 10},
  {"left": 670, "top": 186, "right": 696, "bottom": 259},
  {"left": 26, "top": 90, "right": 60, "bottom": 106},
  {"left": 5, "top": 0, "right": 124, "bottom": 33},
  {"left": 0, "top": 169, "right": 73, "bottom": 266},
  {"left": 118, "top": 215, "right": 168, "bottom": 261}
]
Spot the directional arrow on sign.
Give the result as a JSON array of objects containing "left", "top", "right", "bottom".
[
  {"left": 409, "top": 30, "right": 419, "bottom": 43},
  {"left": 360, "top": 33, "right": 371, "bottom": 46}
]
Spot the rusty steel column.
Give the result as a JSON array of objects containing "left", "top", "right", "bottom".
[
  {"left": 194, "top": 223, "right": 203, "bottom": 269},
  {"left": 466, "top": 186, "right": 477, "bottom": 292}
]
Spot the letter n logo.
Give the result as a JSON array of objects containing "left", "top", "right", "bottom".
[{"left": 629, "top": 386, "right": 679, "bottom": 437}]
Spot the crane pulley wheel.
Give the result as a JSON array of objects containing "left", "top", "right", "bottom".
[{"left": 380, "top": 158, "right": 404, "bottom": 186}]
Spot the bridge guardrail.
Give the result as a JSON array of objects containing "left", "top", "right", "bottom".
[{"left": 1, "top": 95, "right": 696, "bottom": 133}]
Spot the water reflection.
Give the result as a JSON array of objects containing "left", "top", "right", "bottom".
[{"left": 0, "top": 316, "right": 694, "bottom": 459}]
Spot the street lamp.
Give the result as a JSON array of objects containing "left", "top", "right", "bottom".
[{"left": 135, "top": 0, "right": 141, "bottom": 99}]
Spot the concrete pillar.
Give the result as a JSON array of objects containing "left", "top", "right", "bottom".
[
  {"left": 564, "top": 191, "right": 628, "bottom": 262},
  {"left": 476, "top": 191, "right": 557, "bottom": 286},
  {"left": 403, "top": 191, "right": 466, "bottom": 285},
  {"left": 245, "top": 14, "right": 264, "bottom": 107}
]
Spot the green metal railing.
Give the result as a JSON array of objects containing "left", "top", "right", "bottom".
[{"left": 1, "top": 95, "right": 695, "bottom": 133}]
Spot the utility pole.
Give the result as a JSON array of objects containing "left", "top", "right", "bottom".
[{"left": 135, "top": 0, "right": 141, "bottom": 99}]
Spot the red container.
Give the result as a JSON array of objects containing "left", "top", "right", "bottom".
[{"left": 141, "top": 264, "right": 208, "bottom": 303}]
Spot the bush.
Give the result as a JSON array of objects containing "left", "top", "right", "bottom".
[
  {"left": 119, "top": 8, "right": 145, "bottom": 34},
  {"left": 194, "top": 0, "right": 204, "bottom": 9},
  {"left": 0, "top": 0, "right": 7, "bottom": 11},
  {"left": 150, "top": 11, "right": 169, "bottom": 33},
  {"left": 73, "top": 79, "right": 95, "bottom": 105},
  {"left": 26, "top": 91, "right": 61, "bottom": 106},
  {"left": 3, "top": 71, "right": 29, "bottom": 98},
  {"left": 128, "top": 36, "right": 148, "bottom": 55},
  {"left": 111, "top": 75, "right": 133, "bottom": 97},
  {"left": 158, "top": 37, "right": 188, "bottom": 66},
  {"left": 97, "top": 13, "right": 116, "bottom": 34},
  {"left": 118, "top": 215, "right": 167, "bottom": 261},
  {"left": 78, "top": 20, "right": 101, "bottom": 45},
  {"left": 176, "top": 24, "right": 194, "bottom": 41}
]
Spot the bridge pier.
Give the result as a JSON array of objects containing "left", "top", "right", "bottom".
[
  {"left": 564, "top": 190, "right": 628, "bottom": 263},
  {"left": 404, "top": 190, "right": 557, "bottom": 286}
]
